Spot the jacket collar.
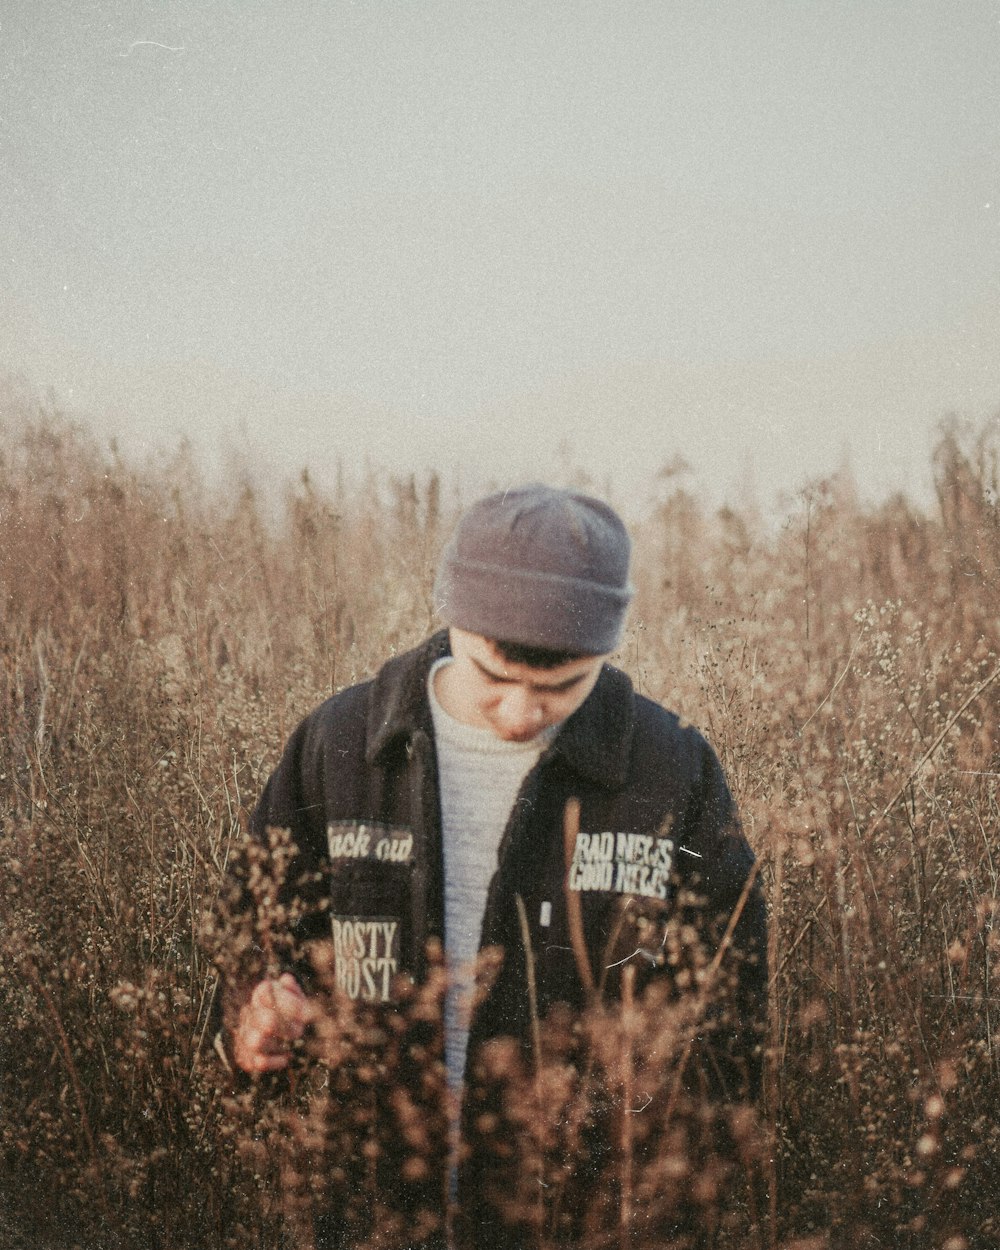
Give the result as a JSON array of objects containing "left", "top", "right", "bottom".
[{"left": 366, "top": 630, "right": 635, "bottom": 790}]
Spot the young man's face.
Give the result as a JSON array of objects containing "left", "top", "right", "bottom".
[{"left": 437, "top": 628, "right": 607, "bottom": 742}]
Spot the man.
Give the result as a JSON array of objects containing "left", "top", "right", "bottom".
[{"left": 216, "top": 484, "right": 766, "bottom": 1246}]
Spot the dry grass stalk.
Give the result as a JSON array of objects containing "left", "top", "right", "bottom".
[{"left": 1, "top": 397, "right": 999, "bottom": 1247}]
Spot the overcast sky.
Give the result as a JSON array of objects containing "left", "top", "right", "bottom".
[{"left": 2, "top": 1, "right": 999, "bottom": 513}]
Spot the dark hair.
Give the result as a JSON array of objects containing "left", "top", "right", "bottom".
[{"left": 490, "top": 639, "right": 593, "bottom": 669}]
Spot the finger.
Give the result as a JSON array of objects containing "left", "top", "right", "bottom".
[
  {"left": 248, "top": 979, "right": 301, "bottom": 1034},
  {"left": 250, "top": 1048, "right": 291, "bottom": 1073},
  {"left": 232, "top": 1025, "right": 291, "bottom": 1074},
  {"left": 276, "top": 973, "right": 306, "bottom": 998},
  {"left": 252, "top": 976, "right": 304, "bottom": 1016},
  {"left": 270, "top": 981, "right": 316, "bottom": 1034},
  {"left": 250, "top": 978, "right": 281, "bottom": 1011}
]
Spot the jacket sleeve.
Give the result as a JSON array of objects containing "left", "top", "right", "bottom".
[
  {"left": 678, "top": 739, "right": 768, "bottom": 1101},
  {"left": 248, "top": 712, "right": 320, "bottom": 842},
  {"left": 206, "top": 710, "right": 332, "bottom": 1062}
]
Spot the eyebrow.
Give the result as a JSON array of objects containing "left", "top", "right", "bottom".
[{"left": 471, "top": 656, "right": 588, "bottom": 693}]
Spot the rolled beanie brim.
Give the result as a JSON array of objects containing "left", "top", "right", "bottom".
[
  {"left": 434, "top": 557, "right": 632, "bottom": 654},
  {"left": 433, "top": 484, "right": 633, "bottom": 654}
]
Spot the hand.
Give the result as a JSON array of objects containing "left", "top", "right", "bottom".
[{"left": 231, "top": 973, "right": 315, "bottom": 1074}]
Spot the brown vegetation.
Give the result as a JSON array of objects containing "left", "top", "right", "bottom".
[{"left": 1, "top": 391, "right": 999, "bottom": 1248}]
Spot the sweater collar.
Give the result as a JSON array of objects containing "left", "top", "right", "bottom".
[{"left": 366, "top": 629, "right": 635, "bottom": 790}]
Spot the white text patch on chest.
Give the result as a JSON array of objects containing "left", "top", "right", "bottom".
[
  {"left": 568, "top": 832, "right": 675, "bottom": 900},
  {"left": 330, "top": 915, "right": 400, "bottom": 1002},
  {"left": 326, "top": 822, "right": 414, "bottom": 864}
]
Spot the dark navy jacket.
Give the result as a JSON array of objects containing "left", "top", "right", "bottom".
[{"left": 234, "top": 630, "right": 766, "bottom": 1246}]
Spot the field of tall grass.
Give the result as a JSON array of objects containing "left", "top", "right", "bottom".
[{"left": 2, "top": 389, "right": 999, "bottom": 1249}]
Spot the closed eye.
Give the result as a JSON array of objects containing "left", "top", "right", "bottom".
[{"left": 471, "top": 657, "right": 586, "bottom": 694}]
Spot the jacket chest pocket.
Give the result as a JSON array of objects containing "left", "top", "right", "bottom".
[
  {"left": 536, "top": 889, "right": 673, "bottom": 1010},
  {"left": 533, "top": 828, "right": 678, "bottom": 1006},
  {"left": 326, "top": 830, "right": 415, "bottom": 1004}
]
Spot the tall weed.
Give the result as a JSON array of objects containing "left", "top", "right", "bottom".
[{"left": 2, "top": 393, "right": 999, "bottom": 1247}]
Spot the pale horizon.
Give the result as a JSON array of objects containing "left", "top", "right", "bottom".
[{"left": 3, "top": 1, "right": 998, "bottom": 517}]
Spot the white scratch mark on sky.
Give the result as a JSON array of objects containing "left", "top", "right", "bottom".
[{"left": 119, "top": 41, "right": 185, "bottom": 57}]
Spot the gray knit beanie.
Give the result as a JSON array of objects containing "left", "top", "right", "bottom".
[{"left": 433, "top": 484, "right": 633, "bottom": 654}]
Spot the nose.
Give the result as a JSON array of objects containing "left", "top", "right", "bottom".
[{"left": 496, "top": 687, "right": 545, "bottom": 738}]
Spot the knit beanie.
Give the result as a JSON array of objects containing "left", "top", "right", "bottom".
[{"left": 433, "top": 485, "right": 633, "bottom": 654}]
